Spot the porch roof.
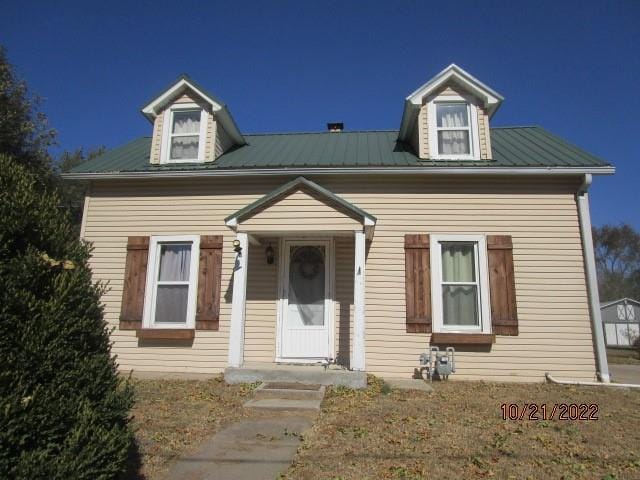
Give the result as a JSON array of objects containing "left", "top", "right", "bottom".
[{"left": 224, "top": 176, "right": 377, "bottom": 228}]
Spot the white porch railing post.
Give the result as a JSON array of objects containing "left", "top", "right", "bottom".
[
  {"left": 228, "top": 232, "right": 248, "bottom": 368},
  {"left": 352, "top": 230, "right": 366, "bottom": 371}
]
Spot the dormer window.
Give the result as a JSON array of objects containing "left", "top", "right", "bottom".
[
  {"left": 428, "top": 96, "right": 480, "bottom": 160},
  {"left": 170, "top": 110, "right": 201, "bottom": 160},
  {"left": 436, "top": 103, "right": 471, "bottom": 155},
  {"left": 160, "top": 104, "right": 208, "bottom": 163},
  {"left": 399, "top": 65, "right": 502, "bottom": 161}
]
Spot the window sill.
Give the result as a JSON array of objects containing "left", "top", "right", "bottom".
[
  {"left": 136, "top": 329, "right": 195, "bottom": 340},
  {"left": 430, "top": 332, "right": 495, "bottom": 345}
]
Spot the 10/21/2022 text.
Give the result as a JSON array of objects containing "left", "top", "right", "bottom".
[{"left": 501, "top": 403, "right": 599, "bottom": 421}]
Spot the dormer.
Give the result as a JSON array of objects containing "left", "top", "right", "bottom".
[
  {"left": 398, "top": 64, "right": 503, "bottom": 160},
  {"left": 141, "top": 75, "right": 245, "bottom": 165}
]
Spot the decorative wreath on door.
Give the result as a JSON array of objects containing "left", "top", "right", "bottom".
[{"left": 291, "top": 246, "right": 324, "bottom": 280}]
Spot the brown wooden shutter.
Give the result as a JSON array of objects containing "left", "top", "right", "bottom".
[
  {"left": 196, "top": 235, "right": 223, "bottom": 330},
  {"left": 405, "top": 234, "right": 432, "bottom": 333},
  {"left": 487, "top": 235, "right": 518, "bottom": 335},
  {"left": 119, "top": 236, "right": 150, "bottom": 330}
]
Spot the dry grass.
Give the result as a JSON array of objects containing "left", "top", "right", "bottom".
[
  {"left": 608, "top": 348, "right": 640, "bottom": 365},
  {"left": 129, "top": 376, "right": 256, "bottom": 479},
  {"left": 283, "top": 377, "right": 640, "bottom": 480}
]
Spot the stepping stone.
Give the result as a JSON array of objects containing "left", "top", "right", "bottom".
[
  {"left": 244, "top": 382, "right": 325, "bottom": 411},
  {"left": 243, "top": 398, "right": 322, "bottom": 412},
  {"left": 384, "top": 378, "right": 433, "bottom": 392}
]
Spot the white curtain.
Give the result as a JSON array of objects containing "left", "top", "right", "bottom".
[
  {"left": 438, "top": 131, "right": 470, "bottom": 155},
  {"left": 437, "top": 104, "right": 468, "bottom": 128},
  {"left": 441, "top": 243, "right": 478, "bottom": 326},
  {"left": 155, "top": 244, "right": 191, "bottom": 323},
  {"left": 437, "top": 104, "right": 470, "bottom": 155},
  {"left": 172, "top": 111, "right": 200, "bottom": 134},
  {"left": 288, "top": 246, "right": 325, "bottom": 326},
  {"left": 170, "top": 111, "right": 200, "bottom": 160},
  {"left": 158, "top": 244, "right": 191, "bottom": 281}
]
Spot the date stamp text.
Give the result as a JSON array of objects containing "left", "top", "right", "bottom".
[{"left": 500, "top": 403, "right": 599, "bottom": 421}]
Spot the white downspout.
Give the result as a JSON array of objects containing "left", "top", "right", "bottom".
[{"left": 576, "top": 174, "right": 610, "bottom": 383}]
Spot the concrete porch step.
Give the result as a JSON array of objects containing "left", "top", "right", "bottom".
[
  {"left": 254, "top": 382, "right": 325, "bottom": 401},
  {"left": 243, "top": 398, "right": 322, "bottom": 412},
  {"left": 225, "top": 363, "right": 367, "bottom": 389}
]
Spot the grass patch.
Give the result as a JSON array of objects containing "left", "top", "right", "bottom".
[
  {"left": 607, "top": 347, "right": 640, "bottom": 365},
  {"left": 283, "top": 376, "right": 640, "bottom": 480},
  {"left": 129, "top": 376, "right": 256, "bottom": 479}
]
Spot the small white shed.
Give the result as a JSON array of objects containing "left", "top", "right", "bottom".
[{"left": 601, "top": 298, "right": 640, "bottom": 347}]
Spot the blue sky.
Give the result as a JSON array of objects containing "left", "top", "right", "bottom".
[{"left": 2, "top": 0, "right": 639, "bottom": 228}]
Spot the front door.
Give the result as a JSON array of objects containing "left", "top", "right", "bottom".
[{"left": 280, "top": 240, "right": 331, "bottom": 360}]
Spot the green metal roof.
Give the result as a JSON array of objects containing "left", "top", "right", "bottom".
[
  {"left": 225, "top": 176, "right": 376, "bottom": 225},
  {"left": 69, "top": 126, "right": 611, "bottom": 174}
]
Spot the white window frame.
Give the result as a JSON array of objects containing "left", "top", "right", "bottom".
[
  {"left": 430, "top": 234, "right": 491, "bottom": 334},
  {"left": 160, "top": 103, "right": 208, "bottom": 164},
  {"left": 143, "top": 235, "right": 200, "bottom": 329},
  {"left": 427, "top": 94, "right": 481, "bottom": 160}
]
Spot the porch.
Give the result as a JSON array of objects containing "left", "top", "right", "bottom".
[
  {"left": 224, "top": 362, "right": 367, "bottom": 388},
  {"left": 223, "top": 177, "right": 375, "bottom": 379}
]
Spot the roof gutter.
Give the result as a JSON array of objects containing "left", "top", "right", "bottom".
[
  {"left": 576, "top": 173, "right": 610, "bottom": 383},
  {"left": 62, "top": 165, "right": 615, "bottom": 181}
]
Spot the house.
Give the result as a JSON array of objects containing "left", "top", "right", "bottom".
[
  {"left": 64, "top": 64, "right": 615, "bottom": 384},
  {"left": 601, "top": 298, "right": 640, "bottom": 347}
]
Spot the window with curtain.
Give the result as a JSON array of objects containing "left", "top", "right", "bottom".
[
  {"left": 440, "top": 241, "right": 481, "bottom": 328},
  {"left": 154, "top": 242, "right": 192, "bottom": 324},
  {"left": 436, "top": 103, "right": 471, "bottom": 155},
  {"left": 169, "top": 110, "right": 201, "bottom": 161}
]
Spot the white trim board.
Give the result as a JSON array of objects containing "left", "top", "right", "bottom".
[
  {"left": 160, "top": 104, "right": 209, "bottom": 164},
  {"left": 427, "top": 95, "right": 481, "bottom": 161},
  {"left": 142, "top": 235, "right": 200, "bottom": 329},
  {"left": 430, "top": 234, "right": 491, "bottom": 335},
  {"left": 62, "top": 165, "right": 616, "bottom": 180}
]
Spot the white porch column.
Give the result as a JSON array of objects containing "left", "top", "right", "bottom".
[
  {"left": 228, "top": 232, "right": 248, "bottom": 368},
  {"left": 352, "top": 230, "right": 366, "bottom": 371}
]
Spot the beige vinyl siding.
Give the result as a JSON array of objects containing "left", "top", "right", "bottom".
[
  {"left": 204, "top": 112, "right": 215, "bottom": 162},
  {"left": 244, "top": 237, "right": 279, "bottom": 363},
  {"left": 84, "top": 175, "right": 596, "bottom": 382},
  {"left": 478, "top": 106, "right": 492, "bottom": 159},
  {"left": 334, "top": 237, "right": 354, "bottom": 366},
  {"left": 149, "top": 114, "right": 164, "bottom": 165},
  {"left": 214, "top": 121, "right": 234, "bottom": 159},
  {"left": 413, "top": 104, "right": 429, "bottom": 159},
  {"left": 238, "top": 188, "right": 362, "bottom": 233}
]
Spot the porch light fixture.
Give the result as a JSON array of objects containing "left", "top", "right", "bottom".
[
  {"left": 265, "top": 244, "right": 275, "bottom": 265},
  {"left": 233, "top": 239, "right": 242, "bottom": 253}
]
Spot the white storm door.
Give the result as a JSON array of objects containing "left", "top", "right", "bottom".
[{"left": 280, "top": 241, "right": 331, "bottom": 359}]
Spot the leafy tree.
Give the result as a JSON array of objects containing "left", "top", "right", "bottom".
[
  {"left": 0, "top": 46, "right": 56, "bottom": 175},
  {"left": 56, "top": 147, "right": 106, "bottom": 228},
  {"left": 0, "top": 43, "right": 134, "bottom": 479},
  {"left": 0, "top": 154, "right": 134, "bottom": 479},
  {"left": 593, "top": 223, "right": 640, "bottom": 302}
]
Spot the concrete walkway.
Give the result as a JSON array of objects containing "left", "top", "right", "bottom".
[
  {"left": 610, "top": 364, "right": 640, "bottom": 384},
  {"left": 162, "top": 414, "right": 312, "bottom": 480}
]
